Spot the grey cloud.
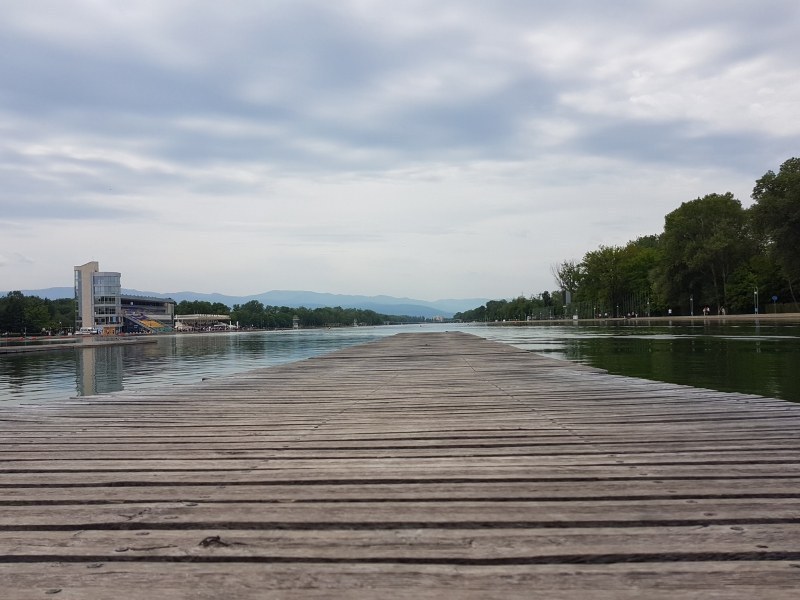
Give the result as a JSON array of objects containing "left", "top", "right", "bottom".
[
  {"left": 2, "top": 1, "right": 799, "bottom": 297},
  {"left": 0, "top": 196, "right": 141, "bottom": 221},
  {"left": 0, "top": 252, "right": 34, "bottom": 267},
  {"left": 0, "top": 37, "right": 271, "bottom": 140},
  {"left": 573, "top": 116, "right": 793, "bottom": 174},
  {"left": 2, "top": 2, "right": 556, "bottom": 171}
]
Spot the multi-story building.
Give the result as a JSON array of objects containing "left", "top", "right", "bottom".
[
  {"left": 74, "top": 261, "right": 122, "bottom": 334},
  {"left": 74, "top": 261, "right": 176, "bottom": 334}
]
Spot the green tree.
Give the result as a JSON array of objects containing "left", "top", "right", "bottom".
[
  {"left": 724, "top": 251, "right": 793, "bottom": 314},
  {"left": 176, "top": 300, "right": 231, "bottom": 315},
  {"left": 506, "top": 296, "right": 531, "bottom": 321},
  {"left": 484, "top": 299, "right": 507, "bottom": 321},
  {"left": 23, "top": 296, "right": 51, "bottom": 333},
  {"left": 0, "top": 292, "right": 74, "bottom": 334},
  {"left": 551, "top": 260, "right": 584, "bottom": 297},
  {"left": 750, "top": 157, "right": 800, "bottom": 306},
  {"left": 659, "top": 193, "right": 752, "bottom": 312},
  {"left": 231, "top": 300, "right": 265, "bottom": 327},
  {"left": 48, "top": 298, "right": 76, "bottom": 332},
  {"left": 621, "top": 237, "right": 662, "bottom": 314},
  {"left": 0, "top": 291, "right": 26, "bottom": 334},
  {"left": 578, "top": 245, "right": 627, "bottom": 316}
]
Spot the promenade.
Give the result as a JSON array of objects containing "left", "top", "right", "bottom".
[
  {"left": 1, "top": 332, "right": 799, "bottom": 598},
  {"left": 498, "top": 312, "right": 800, "bottom": 325},
  {"left": 0, "top": 336, "right": 157, "bottom": 355}
]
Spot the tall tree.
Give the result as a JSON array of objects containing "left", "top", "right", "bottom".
[
  {"left": 23, "top": 296, "right": 51, "bottom": 333},
  {"left": 230, "top": 300, "right": 265, "bottom": 327},
  {"left": 579, "top": 246, "right": 627, "bottom": 316},
  {"left": 176, "top": 300, "right": 231, "bottom": 315},
  {"left": 750, "top": 157, "right": 800, "bottom": 305},
  {"left": 1, "top": 291, "right": 26, "bottom": 334},
  {"left": 551, "top": 260, "right": 583, "bottom": 297},
  {"left": 660, "top": 193, "right": 751, "bottom": 311}
]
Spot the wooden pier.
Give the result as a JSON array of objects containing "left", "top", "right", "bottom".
[{"left": 1, "top": 331, "right": 799, "bottom": 598}]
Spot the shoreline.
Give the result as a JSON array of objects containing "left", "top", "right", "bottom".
[
  {"left": 0, "top": 336, "right": 158, "bottom": 355},
  {"left": 484, "top": 312, "right": 800, "bottom": 325},
  {"left": 3, "top": 314, "right": 799, "bottom": 354}
]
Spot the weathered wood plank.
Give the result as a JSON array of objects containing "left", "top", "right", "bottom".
[
  {"left": 2, "top": 499, "right": 798, "bottom": 530},
  {"left": 2, "top": 463, "right": 800, "bottom": 485},
  {"left": 1, "top": 562, "right": 799, "bottom": 600},
  {"left": 1, "top": 331, "right": 799, "bottom": 598},
  {"left": 2, "top": 478, "right": 799, "bottom": 503},
  {"left": 3, "top": 449, "right": 798, "bottom": 467},
  {"left": 3, "top": 523, "right": 800, "bottom": 559}
]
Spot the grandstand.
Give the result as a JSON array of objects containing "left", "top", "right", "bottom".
[
  {"left": 73, "top": 262, "right": 176, "bottom": 335},
  {"left": 120, "top": 294, "right": 176, "bottom": 334},
  {"left": 124, "top": 314, "right": 172, "bottom": 334}
]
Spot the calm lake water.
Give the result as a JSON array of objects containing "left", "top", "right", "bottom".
[
  {"left": 2, "top": 321, "right": 799, "bottom": 405},
  {"left": 471, "top": 321, "right": 800, "bottom": 404}
]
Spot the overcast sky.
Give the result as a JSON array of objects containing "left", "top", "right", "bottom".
[{"left": 2, "top": 1, "right": 798, "bottom": 300}]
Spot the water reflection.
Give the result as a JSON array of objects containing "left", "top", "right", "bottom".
[
  {"left": 469, "top": 321, "right": 800, "bottom": 403},
  {"left": 77, "top": 346, "right": 124, "bottom": 396},
  {"left": 2, "top": 322, "right": 799, "bottom": 405}
]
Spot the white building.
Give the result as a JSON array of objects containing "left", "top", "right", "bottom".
[{"left": 74, "top": 261, "right": 122, "bottom": 334}]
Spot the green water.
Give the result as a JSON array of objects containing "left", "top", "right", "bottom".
[{"left": 471, "top": 321, "right": 800, "bottom": 403}]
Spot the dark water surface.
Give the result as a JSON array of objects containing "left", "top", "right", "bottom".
[
  {"left": 470, "top": 320, "right": 800, "bottom": 404},
  {"left": 0, "top": 326, "right": 417, "bottom": 406},
  {"left": 2, "top": 321, "right": 799, "bottom": 405}
]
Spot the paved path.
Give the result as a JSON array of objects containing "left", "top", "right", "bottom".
[{"left": 1, "top": 332, "right": 799, "bottom": 598}]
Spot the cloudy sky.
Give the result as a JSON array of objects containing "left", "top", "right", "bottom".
[{"left": 2, "top": 1, "right": 798, "bottom": 300}]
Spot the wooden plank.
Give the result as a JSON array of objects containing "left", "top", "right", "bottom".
[
  {"left": 2, "top": 478, "right": 800, "bottom": 503},
  {"left": 1, "top": 562, "right": 799, "bottom": 600},
  {"left": 1, "top": 499, "right": 798, "bottom": 530},
  {"left": 3, "top": 523, "right": 800, "bottom": 559},
  {"left": 2, "top": 464, "right": 800, "bottom": 488},
  {"left": 1, "top": 331, "right": 799, "bottom": 598},
  {"left": 4, "top": 448, "right": 799, "bottom": 464}
]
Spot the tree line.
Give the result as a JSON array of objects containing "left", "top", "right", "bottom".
[
  {"left": 457, "top": 157, "right": 800, "bottom": 321},
  {"left": 177, "top": 300, "right": 426, "bottom": 328},
  {"left": 0, "top": 295, "right": 426, "bottom": 336},
  {"left": 232, "top": 301, "right": 425, "bottom": 328},
  {"left": 0, "top": 292, "right": 75, "bottom": 336}
]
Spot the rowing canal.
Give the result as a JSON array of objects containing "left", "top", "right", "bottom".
[{"left": 1, "top": 321, "right": 799, "bottom": 405}]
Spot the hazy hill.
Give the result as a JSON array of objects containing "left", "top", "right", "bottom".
[{"left": 6, "top": 287, "right": 487, "bottom": 319}]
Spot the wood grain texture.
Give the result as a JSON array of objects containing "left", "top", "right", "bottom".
[{"left": 1, "top": 331, "right": 799, "bottom": 598}]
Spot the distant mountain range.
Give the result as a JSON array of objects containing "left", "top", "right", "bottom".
[{"left": 6, "top": 287, "right": 487, "bottom": 319}]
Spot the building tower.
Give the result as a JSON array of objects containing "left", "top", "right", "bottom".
[{"left": 74, "top": 261, "right": 122, "bottom": 333}]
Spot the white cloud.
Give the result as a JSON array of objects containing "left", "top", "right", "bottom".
[{"left": 0, "top": 1, "right": 798, "bottom": 299}]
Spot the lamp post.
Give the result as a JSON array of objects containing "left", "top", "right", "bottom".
[
  {"left": 690, "top": 294, "right": 694, "bottom": 317},
  {"left": 754, "top": 287, "right": 759, "bottom": 314}
]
